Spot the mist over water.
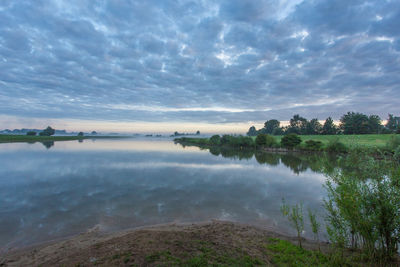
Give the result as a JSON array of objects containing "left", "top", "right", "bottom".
[{"left": 0, "top": 138, "right": 330, "bottom": 251}]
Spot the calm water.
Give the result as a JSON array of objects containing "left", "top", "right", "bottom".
[{"left": 0, "top": 138, "right": 331, "bottom": 251}]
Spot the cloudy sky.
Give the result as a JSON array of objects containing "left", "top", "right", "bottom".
[{"left": 0, "top": 0, "right": 399, "bottom": 133}]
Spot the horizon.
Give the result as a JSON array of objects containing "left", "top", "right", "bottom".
[{"left": 1, "top": 1, "right": 399, "bottom": 132}]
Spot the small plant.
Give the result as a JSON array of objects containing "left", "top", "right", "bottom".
[
  {"left": 325, "top": 138, "right": 347, "bottom": 153},
  {"left": 304, "top": 140, "right": 323, "bottom": 151},
  {"left": 281, "top": 134, "right": 302, "bottom": 148},
  {"left": 280, "top": 199, "right": 304, "bottom": 248},
  {"left": 308, "top": 209, "right": 321, "bottom": 251}
]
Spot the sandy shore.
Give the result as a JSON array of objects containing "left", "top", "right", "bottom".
[{"left": 0, "top": 220, "right": 327, "bottom": 266}]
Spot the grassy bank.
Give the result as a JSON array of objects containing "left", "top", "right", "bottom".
[
  {"left": 0, "top": 134, "right": 127, "bottom": 143},
  {"left": 175, "top": 134, "right": 400, "bottom": 155},
  {"left": 2, "top": 221, "right": 378, "bottom": 266}
]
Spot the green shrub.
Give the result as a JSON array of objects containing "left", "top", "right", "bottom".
[
  {"left": 280, "top": 199, "right": 304, "bottom": 248},
  {"left": 26, "top": 131, "right": 37, "bottom": 136},
  {"left": 324, "top": 155, "right": 400, "bottom": 262},
  {"left": 209, "top": 135, "right": 221, "bottom": 145},
  {"left": 255, "top": 134, "right": 277, "bottom": 147},
  {"left": 386, "top": 135, "right": 400, "bottom": 152},
  {"left": 326, "top": 138, "right": 347, "bottom": 153},
  {"left": 281, "top": 134, "right": 302, "bottom": 148},
  {"left": 304, "top": 140, "right": 323, "bottom": 151}
]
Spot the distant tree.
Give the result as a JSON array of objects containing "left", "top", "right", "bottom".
[
  {"left": 26, "top": 131, "right": 37, "bottom": 136},
  {"left": 272, "top": 127, "right": 285, "bottom": 135},
  {"left": 255, "top": 134, "right": 276, "bottom": 147},
  {"left": 386, "top": 114, "right": 400, "bottom": 132},
  {"left": 367, "top": 115, "right": 382, "bottom": 134},
  {"left": 209, "top": 135, "right": 221, "bottom": 145},
  {"left": 340, "top": 112, "right": 370, "bottom": 134},
  {"left": 287, "top": 114, "right": 308, "bottom": 135},
  {"left": 306, "top": 118, "right": 322, "bottom": 135},
  {"left": 321, "top": 117, "right": 337, "bottom": 135},
  {"left": 39, "top": 126, "right": 55, "bottom": 136},
  {"left": 246, "top": 126, "right": 258, "bottom": 136},
  {"left": 196, "top": 130, "right": 200, "bottom": 135},
  {"left": 264, "top": 119, "right": 280, "bottom": 134},
  {"left": 281, "top": 133, "right": 302, "bottom": 148},
  {"left": 91, "top": 131, "right": 97, "bottom": 135},
  {"left": 77, "top": 132, "right": 84, "bottom": 136}
]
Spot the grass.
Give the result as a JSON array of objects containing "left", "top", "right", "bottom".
[
  {"left": 265, "top": 134, "right": 393, "bottom": 148},
  {"left": 0, "top": 134, "right": 126, "bottom": 143}
]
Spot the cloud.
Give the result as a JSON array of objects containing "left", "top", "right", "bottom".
[{"left": 0, "top": 0, "right": 399, "bottom": 132}]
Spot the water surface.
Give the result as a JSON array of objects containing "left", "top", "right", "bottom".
[{"left": 0, "top": 138, "right": 331, "bottom": 251}]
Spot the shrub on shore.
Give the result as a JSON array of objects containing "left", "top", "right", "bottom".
[
  {"left": 325, "top": 138, "right": 347, "bottom": 153},
  {"left": 304, "top": 140, "right": 323, "bottom": 151},
  {"left": 281, "top": 134, "right": 302, "bottom": 148},
  {"left": 255, "top": 134, "right": 277, "bottom": 148}
]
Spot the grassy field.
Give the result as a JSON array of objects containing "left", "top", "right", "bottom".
[
  {"left": 0, "top": 134, "right": 88, "bottom": 143},
  {"left": 258, "top": 134, "right": 395, "bottom": 148}
]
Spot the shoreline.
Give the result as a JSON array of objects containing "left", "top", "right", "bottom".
[
  {"left": 0, "top": 220, "right": 328, "bottom": 266},
  {"left": 0, "top": 135, "right": 130, "bottom": 144}
]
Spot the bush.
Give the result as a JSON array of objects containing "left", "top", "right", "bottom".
[
  {"left": 324, "top": 156, "right": 400, "bottom": 262},
  {"left": 386, "top": 135, "right": 400, "bottom": 152},
  {"left": 26, "top": 131, "right": 37, "bottom": 136},
  {"left": 326, "top": 138, "right": 347, "bottom": 153},
  {"left": 209, "top": 135, "right": 221, "bottom": 145},
  {"left": 281, "top": 134, "right": 302, "bottom": 148},
  {"left": 255, "top": 134, "right": 277, "bottom": 147},
  {"left": 304, "top": 140, "right": 323, "bottom": 151},
  {"left": 39, "top": 126, "right": 55, "bottom": 136},
  {"left": 221, "top": 135, "right": 233, "bottom": 145}
]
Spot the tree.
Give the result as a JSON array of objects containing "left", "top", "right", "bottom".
[
  {"left": 264, "top": 119, "right": 280, "bottom": 134},
  {"left": 209, "top": 135, "right": 221, "bottom": 145},
  {"left": 196, "top": 130, "right": 200, "bottom": 135},
  {"left": 255, "top": 134, "right": 276, "bottom": 147},
  {"left": 77, "top": 132, "right": 84, "bottom": 136},
  {"left": 367, "top": 115, "right": 382, "bottom": 134},
  {"left": 321, "top": 117, "right": 338, "bottom": 135},
  {"left": 281, "top": 133, "right": 302, "bottom": 148},
  {"left": 340, "top": 112, "right": 370, "bottom": 134},
  {"left": 39, "top": 126, "right": 55, "bottom": 136},
  {"left": 26, "top": 131, "right": 37, "bottom": 136},
  {"left": 287, "top": 114, "right": 308, "bottom": 135},
  {"left": 246, "top": 126, "right": 258, "bottom": 136},
  {"left": 307, "top": 118, "right": 322, "bottom": 135},
  {"left": 91, "top": 131, "right": 97, "bottom": 135},
  {"left": 386, "top": 114, "right": 400, "bottom": 132}
]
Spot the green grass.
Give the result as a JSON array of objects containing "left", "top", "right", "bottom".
[
  {"left": 265, "top": 134, "right": 394, "bottom": 148},
  {"left": 0, "top": 134, "right": 127, "bottom": 143}
]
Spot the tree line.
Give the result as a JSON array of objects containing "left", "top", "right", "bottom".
[{"left": 247, "top": 113, "right": 400, "bottom": 136}]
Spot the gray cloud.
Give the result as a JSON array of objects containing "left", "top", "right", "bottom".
[{"left": 0, "top": 0, "right": 399, "bottom": 129}]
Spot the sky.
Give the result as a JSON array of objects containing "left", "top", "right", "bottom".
[{"left": 0, "top": 0, "right": 399, "bottom": 133}]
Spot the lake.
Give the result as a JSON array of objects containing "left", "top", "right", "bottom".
[{"left": 0, "top": 138, "right": 330, "bottom": 251}]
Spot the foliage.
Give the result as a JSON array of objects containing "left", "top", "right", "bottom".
[
  {"left": 26, "top": 131, "right": 37, "bottom": 136},
  {"left": 304, "top": 140, "right": 323, "bottom": 151},
  {"left": 281, "top": 133, "right": 302, "bottom": 148},
  {"left": 324, "top": 154, "right": 400, "bottom": 262},
  {"left": 340, "top": 112, "right": 382, "bottom": 134},
  {"left": 246, "top": 126, "right": 258, "bottom": 136},
  {"left": 325, "top": 138, "right": 347, "bottom": 153},
  {"left": 386, "top": 135, "right": 400, "bottom": 152},
  {"left": 386, "top": 114, "right": 400, "bottom": 132},
  {"left": 280, "top": 199, "right": 304, "bottom": 248},
  {"left": 263, "top": 119, "right": 280, "bottom": 134},
  {"left": 308, "top": 209, "right": 321, "bottom": 251},
  {"left": 322, "top": 117, "right": 338, "bottom": 135},
  {"left": 255, "top": 134, "right": 276, "bottom": 148},
  {"left": 39, "top": 126, "right": 55, "bottom": 136},
  {"left": 287, "top": 114, "right": 308, "bottom": 135},
  {"left": 77, "top": 132, "right": 84, "bottom": 136},
  {"left": 209, "top": 135, "right": 221, "bottom": 145}
]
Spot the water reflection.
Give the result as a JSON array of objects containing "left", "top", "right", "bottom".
[{"left": 0, "top": 139, "right": 334, "bottom": 251}]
